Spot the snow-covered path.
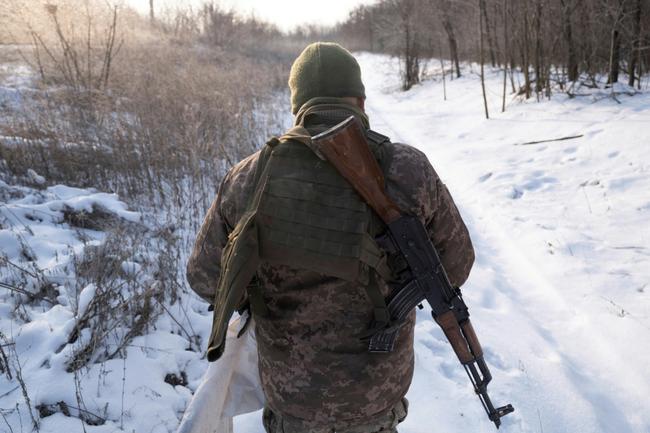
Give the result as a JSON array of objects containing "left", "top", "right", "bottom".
[{"left": 358, "top": 54, "right": 650, "bottom": 433}]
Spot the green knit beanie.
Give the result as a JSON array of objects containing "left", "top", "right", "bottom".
[{"left": 289, "top": 42, "right": 366, "bottom": 115}]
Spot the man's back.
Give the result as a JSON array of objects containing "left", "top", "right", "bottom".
[
  {"left": 186, "top": 42, "right": 474, "bottom": 433},
  {"left": 187, "top": 118, "right": 474, "bottom": 429}
]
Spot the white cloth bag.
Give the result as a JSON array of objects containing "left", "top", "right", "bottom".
[{"left": 177, "top": 315, "right": 265, "bottom": 433}]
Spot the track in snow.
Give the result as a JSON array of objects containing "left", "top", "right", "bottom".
[
  {"left": 238, "top": 53, "right": 650, "bottom": 433},
  {"left": 360, "top": 53, "right": 650, "bottom": 433}
]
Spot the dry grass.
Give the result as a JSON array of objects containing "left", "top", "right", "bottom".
[
  {"left": 1, "top": 1, "right": 289, "bottom": 214},
  {"left": 0, "top": 1, "right": 292, "bottom": 375}
]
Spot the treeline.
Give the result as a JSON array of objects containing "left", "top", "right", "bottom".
[{"left": 337, "top": 0, "right": 649, "bottom": 94}]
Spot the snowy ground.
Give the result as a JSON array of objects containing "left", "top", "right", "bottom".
[
  {"left": 356, "top": 53, "right": 650, "bottom": 433},
  {"left": 236, "top": 55, "right": 650, "bottom": 433},
  {"left": 1, "top": 51, "right": 649, "bottom": 433},
  {"left": 0, "top": 181, "right": 217, "bottom": 433},
  {"left": 0, "top": 53, "right": 214, "bottom": 433}
]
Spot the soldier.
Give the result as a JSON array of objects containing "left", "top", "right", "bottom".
[{"left": 186, "top": 42, "right": 475, "bottom": 433}]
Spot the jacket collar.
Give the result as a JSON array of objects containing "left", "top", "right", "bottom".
[{"left": 294, "top": 97, "right": 370, "bottom": 131}]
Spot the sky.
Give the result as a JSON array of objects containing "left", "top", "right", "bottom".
[{"left": 126, "top": 0, "right": 378, "bottom": 31}]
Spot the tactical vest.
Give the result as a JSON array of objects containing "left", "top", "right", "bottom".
[{"left": 206, "top": 125, "right": 392, "bottom": 362}]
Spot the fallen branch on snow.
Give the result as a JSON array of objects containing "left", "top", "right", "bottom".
[{"left": 515, "top": 135, "right": 584, "bottom": 146}]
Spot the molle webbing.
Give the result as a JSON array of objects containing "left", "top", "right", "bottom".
[
  {"left": 205, "top": 125, "right": 394, "bottom": 362},
  {"left": 257, "top": 139, "right": 387, "bottom": 283}
]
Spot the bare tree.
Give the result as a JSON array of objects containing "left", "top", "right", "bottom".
[
  {"left": 386, "top": 0, "right": 421, "bottom": 90},
  {"left": 502, "top": 0, "right": 509, "bottom": 111},
  {"left": 561, "top": 0, "right": 579, "bottom": 82},
  {"left": 607, "top": 0, "right": 626, "bottom": 84},
  {"left": 520, "top": 0, "right": 532, "bottom": 98},
  {"left": 335, "top": 0, "right": 649, "bottom": 95},
  {"left": 480, "top": 0, "right": 497, "bottom": 66},
  {"left": 439, "top": 0, "right": 461, "bottom": 78},
  {"left": 628, "top": 0, "right": 642, "bottom": 86},
  {"left": 479, "top": 0, "right": 489, "bottom": 118},
  {"left": 533, "top": 0, "right": 544, "bottom": 97}
]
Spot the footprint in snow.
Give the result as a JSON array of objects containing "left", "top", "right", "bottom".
[
  {"left": 439, "top": 359, "right": 462, "bottom": 381},
  {"left": 478, "top": 172, "right": 493, "bottom": 182},
  {"left": 562, "top": 156, "right": 578, "bottom": 163},
  {"left": 508, "top": 187, "right": 524, "bottom": 199},
  {"left": 521, "top": 176, "right": 558, "bottom": 191},
  {"left": 478, "top": 289, "right": 498, "bottom": 310},
  {"left": 419, "top": 336, "right": 447, "bottom": 355},
  {"left": 586, "top": 128, "right": 604, "bottom": 138},
  {"left": 483, "top": 347, "right": 510, "bottom": 371},
  {"left": 608, "top": 176, "right": 643, "bottom": 191}
]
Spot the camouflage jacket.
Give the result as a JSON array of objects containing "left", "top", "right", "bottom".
[{"left": 186, "top": 110, "right": 475, "bottom": 429}]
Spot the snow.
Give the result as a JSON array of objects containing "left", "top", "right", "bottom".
[
  {"left": 240, "top": 54, "right": 650, "bottom": 433},
  {"left": 354, "top": 53, "right": 650, "bottom": 433},
  {"left": 46, "top": 185, "right": 142, "bottom": 223},
  {"left": 27, "top": 169, "right": 46, "bottom": 185},
  {"left": 1, "top": 52, "right": 649, "bottom": 433},
  {"left": 0, "top": 181, "right": 212, "bottom": 433},
  {"left": 76, "top": 284, "right": 96, "bottom": 317}
]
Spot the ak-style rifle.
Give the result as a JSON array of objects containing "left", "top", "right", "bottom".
[{"left": 312, "top": 116, "right": 514, "bottom": 429}]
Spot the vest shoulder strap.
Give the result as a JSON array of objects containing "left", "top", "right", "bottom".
[
  {"left": 366, "top": 129, "right": 390, "bottom": 146},
  {"left": 278, "top": 126, "right": 326, "bottom": 160},
  {"left": 206, "top": 143, "right": 275, "bottom": 361}
]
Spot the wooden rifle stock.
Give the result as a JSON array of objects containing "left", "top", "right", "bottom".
[{"left": 312, "top": 116, "right": 402, "bottom": 225}]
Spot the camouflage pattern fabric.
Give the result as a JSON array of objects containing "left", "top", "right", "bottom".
[
  {"left": 262, "top": 398, "right": 409, "bottom": 433},
  {"left": 186, "top": 108, "right": 475, "bottom": 430}
]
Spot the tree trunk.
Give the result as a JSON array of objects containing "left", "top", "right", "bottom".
[
  {"left": 441, "top": 5, "right": 461, "bottom": 78},
  {"left": 397, "top": 0, "right": 419, "bottom": 90},
  {"left": 368, "top": 8, "right": 375, "bottom": 51},
  {"left": 502, "top": 0, "right": 508, "bottom": 112},
  {"left": 534, "top": 0, "right": 543, "bottom": 97},
  {"left": 506, "top": 4, "right": 517, "bottom": 93},
  {"left": 561, "top": 0, "right": 578, "bottom": 82},
  {"left": 149, "top": 0, "right": 155, "bottom": 23},
  {"left": 628, "top": 0, "right": 642, "bottom": 87},
  {"left": 608, "top": 28, "right": 621, "bottom": 84},
  {"left": 510, "top": 57, "right": 516, "bottom": 93},
  {"left": 480, "top": 0, "right": 497, "bottom": 67},
  {"left": 637, "top": 25, "right": 643, "bottom": 90},
  {"left": 492, "top": 1, "right": 502, "bottom": 66},
  {"left": 402, "top": 19, "right": 419, "bottom": 89},
  {"left": 480, "top": 0, "right": 490, "bottom": 119},
  {"left": 405, "top": 23, "right": 412, "bottom": 89},
  {"left": 522, "top": 0, "right": 531, "bottom": 99},
  {"left": 439, "top": 41, "right": 447, "bottom": 100},
  {"left": 608, "top": 2, "right": 624, "bottom": 85}
]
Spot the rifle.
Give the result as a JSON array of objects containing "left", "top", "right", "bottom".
[{"left": 312, "top": 116, "right": 514, "bottom": 429}]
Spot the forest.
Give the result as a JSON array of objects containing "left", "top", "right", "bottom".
[{"left": 338, "top": 0, "right": 650, "bottom": 97}]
